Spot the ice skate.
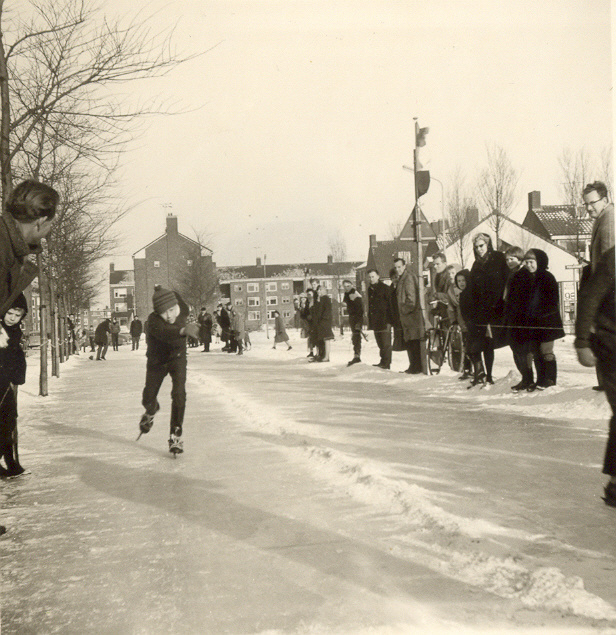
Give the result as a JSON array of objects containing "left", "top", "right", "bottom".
[
  {"left": 136, "top": 403, "right": 160, "bottom": 440},
  {"left": 168, "top": 428, "right": 183, "bottom": 457}
]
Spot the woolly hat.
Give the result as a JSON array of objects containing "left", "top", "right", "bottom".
[
  {"left": 152, "top": 285, "right": 177, "bottom": 314},
  {"left": 10, "top": 292, "right": 28, "bottom": 317}
]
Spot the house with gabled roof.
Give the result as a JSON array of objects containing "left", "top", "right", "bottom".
[
  {"left": 522, "top": 191, "right": 593, "bottom": 260},
  {"left": 133, "top": 214, "right": 216, "bottom": 319}
]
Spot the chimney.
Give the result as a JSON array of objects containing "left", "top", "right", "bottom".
[
  {"left": 369, "top": 234, "right": 377, "bottom": 249},
  {"left": 256, "top": 257, "right": 262, "bottom": 266},
  {"left": 166, "top": 214, "right": 178, "bottom": 235},
  {"left": 327, "top": 255, "right": 333, "bottom": 264},
  {"left": 109, "top": 263, "right": 115, "bottom": 272},
  {"left": 528, "top": 191, "right": 541, "bottom": 211}
]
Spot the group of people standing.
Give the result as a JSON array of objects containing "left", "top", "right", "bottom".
[{"left": 298, "top": 279, "right": 336, "bottom": 362}]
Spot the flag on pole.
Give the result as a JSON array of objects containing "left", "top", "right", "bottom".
[
  {"left": 415, "top": 170, "right": 430, "bottom": 198},
  {"left": 415, "top": 122, "right": 429, "bottom": 147}
]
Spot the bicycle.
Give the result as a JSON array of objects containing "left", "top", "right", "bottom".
[{"left": 425, "top": 311, "right": 467, "bottom": 376}]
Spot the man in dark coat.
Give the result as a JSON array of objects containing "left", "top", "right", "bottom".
[
  {"left": 367, "top": 269, "right": 393, "bottom": 370},
  {"left": 197, "top": 307, "right": 213, "bottom": 352},
  {"left": 575, "top": 247, "right": 616, "bottom": 506},
  {"left": 343, "top": 279, "right": 364, "bottom": 366},
  {"left": 130, "top": 315, "right": 143, "bottom": 350},
  {"left": 394, "top": 257, "right": 425, "bottom": 374},
  {"left": 94, "top": 318, "right": 111, "bottom": 361},
  {"left": 581, "top": 182, "right": 615, "bottom": 391}
]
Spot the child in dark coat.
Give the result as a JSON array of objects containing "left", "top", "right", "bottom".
[
  {"left": 138, "top": 286, "right": 199, "bottom": 455},
  {"left": 0, "top": 293, "right": 28, "bottom": 476}
]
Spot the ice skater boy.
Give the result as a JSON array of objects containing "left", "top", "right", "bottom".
[
  {"left": 138, "top": 285, "right": 199, "bottom": 455},
  {"left": 0, "top": 293, "right": 28, "bottom": 476}
]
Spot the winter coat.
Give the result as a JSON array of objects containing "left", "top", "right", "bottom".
[
  {"left": 230, "top": 310, "right": 245, "bottom": 340},
  {"left": 130, "top": 319, "right": 143, "bottom": 338},
  {"left": 343, "top": 289, "right": 364, "bottom": 332},
  {"left": 110, "top": 321, "right": 121, "bottom": 335},
  {"left": 145, "top": 292, "right": 189, "bottom": 365},
  {"left": 0, "top": 321, "right": 26, "bottom": 385},
  {"left": 0, "top": 212, "right": 40, "bottom": 316},
  {"left": 525, "top": 249, "right": 565, "bottom": 343},
  {"left": 469, "top": 240, "right": 508, "bottom": 347},
  {"left": 590, "top": 203, "right": 615, "bottom": 274},
  {"left": 367, "top": 280, "right": 393, "bottom": 332},
  {"left": 197, "top": 312, "right": 212, "bottom": 342},
  {"left": 503, "top": 266, "right": 534, "bottom": 346},
  {"left": 389, "top": 281, "right": 405, "bottom": 351},
  {"left": 94, "top": 320, "right": 111, "bottom": 346},
  {"left": 575, "top": 246, "right": 615, "bottom": 350},
  {"left": 454, "top": 270, "right": 472, "bottom": 332},
  {"left": 427, "top": 269, "right": 451, "bottom": 321},
  {"left": 396, "top": 267, "right": 425, "bottom": 341},
  {"left": 313, "top": 294, "right": 334, "bottom": 341},
  {"left": 274, "top": 315, "right": 289, "bottom": 343}
]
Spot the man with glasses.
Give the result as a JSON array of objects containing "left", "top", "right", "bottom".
[
  {"left": 583, "top": 181, "right": 614, "bottom": 273},
  {"left": 581, "top": 182, "right": 615, "bottom": 391}
]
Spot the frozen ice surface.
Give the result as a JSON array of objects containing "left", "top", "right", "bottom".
[{"left": 2, "top": 332, "right": 616, "bottom": 634}]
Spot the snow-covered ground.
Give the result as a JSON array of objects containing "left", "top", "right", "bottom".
[{"left": 2, "top": 330, "right": 616, "bottom": 634}]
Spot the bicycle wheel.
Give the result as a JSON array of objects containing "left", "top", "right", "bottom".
[
  {"left": 447, "top": 325, "right": 465, "bottom": 373},
  {"left": 426, "top": 328, "right": 445, "bottom": 375}
]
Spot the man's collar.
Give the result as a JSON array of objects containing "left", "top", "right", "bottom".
[{"left": 0, "top": 212, "right": 38, "bottom": 258}]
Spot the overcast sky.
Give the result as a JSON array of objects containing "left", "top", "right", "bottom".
[{"left": 102, "top": 0, "right": 612, "bottom": 275}]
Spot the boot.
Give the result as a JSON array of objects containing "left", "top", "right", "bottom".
[
  {"left": 543, "top": 358, "right": 557, "bottom": 388},
  {"left": 533, "top": 355, "right": 546, "bottom": 390},
  {"left": 468, "top": 355, "right": 486, "bottom": 388},
  {"left": 1, "top": 441, "right": 24, "bottom": 477}
]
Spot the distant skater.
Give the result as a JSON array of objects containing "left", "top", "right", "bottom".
[{"left": 272, "top": 310, "right": 292, "bottom": 350}]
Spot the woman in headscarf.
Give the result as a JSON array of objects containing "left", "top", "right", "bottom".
[
  {"left": 522, "top": 249, "right": 565, "bottom": 390},
  {"left": 468, "top": 233, "right": 508, "bottom": 385}
]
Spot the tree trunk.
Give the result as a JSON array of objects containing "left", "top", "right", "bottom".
[
  {"left": 0, "top": 0, "right": 13, "bottom": 204},
  {"left": 49, "top": 280, "right": 59, "bottom": 377},
  {"left": 37, "top": 254, "right": 48, "bottom": 396}
]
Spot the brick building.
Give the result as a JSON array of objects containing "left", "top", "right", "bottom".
[
  {"left": 218, "top": 256, "right": 363, "bottom": 329},
  {"left": 109, "top": 264, "right": 135, "bottom": 329},
  {"left": 133, "top": 214, "right": 217, "bottom": 319}
]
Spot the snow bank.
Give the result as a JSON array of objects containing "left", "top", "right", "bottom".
[{"left": 190, "top": 341, "right": 616, "bottom": 622}]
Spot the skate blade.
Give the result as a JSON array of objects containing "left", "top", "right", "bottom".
[{"left": 136, "top": 431, "right": 143, "bottom": 441}]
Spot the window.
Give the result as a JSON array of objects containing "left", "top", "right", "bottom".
[
  {"left": 323, "top": 280, "right": 332, "bottom": 289},
  {"left": 266, "top": 282, "right": 277, "bottom": 292},
  {"left": 113, "top": 288, "right": 127, "bottom": 298},
  {"left": 281, "top": 296, "right": 291, "bottom": 304},
  {"left": 234, "top": 284, "right": 243, "bottom": 293},
  {"left": 234, "top": 298, "right": 244, "bottom": 306},
  {"left": 187, "top": 260, "right": 193, "bottom": 267},
  {"left": 248, "top": 311, "right": 261, "bottom": 321},
  {"left": 282, "top": 311, "right": 291, "bottom": 319},
  {"left": 154, "top": 261, "right": 160, "bottom": 268},
  {"left": 115, "top": 303, "right": 127, "bottom": 312},
  {"left": 247, "top": 283, "right": 259, "bottom": 293},
  {"left": 266, "top": 296, "right": 277, "bottom": 306},
  {"left": 267, "top": 310, "right": 277, "bottom": 320},
  {"left": 248, "top": 297, "right": 260, "bottom": 307},
  {"left": 281, "top": 282, "right": 290, "bottom": 290}
]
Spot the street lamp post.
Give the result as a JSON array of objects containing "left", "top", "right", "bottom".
[{"left": 430, "top": 176, "right": 446, "bottom": 250}]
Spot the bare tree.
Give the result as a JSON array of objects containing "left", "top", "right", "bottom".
[
  {"left": 179, "top": 228, "right": 218, "bottom": 313},
  {"left": 477, "top": 144, "right": 520, "bottom": 247},
  {"left": 387, "top": 219, "right": 404, "bottom": 240},
  {"left": 328, "top": 231, "right": 348, "bottom": 332},
  {"left": 0, "top": 0, "right": 201, "bottom": 392},
  {"left": 445, "top": 169, "right": 478, "bottom": 267}
]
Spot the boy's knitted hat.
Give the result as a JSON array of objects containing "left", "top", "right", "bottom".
[
  {"left": 10, "top": 293, "right": 28, "bottom": 317},
  {"left": 152, "top": 285, "right": 177, "bottom": 314}
]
